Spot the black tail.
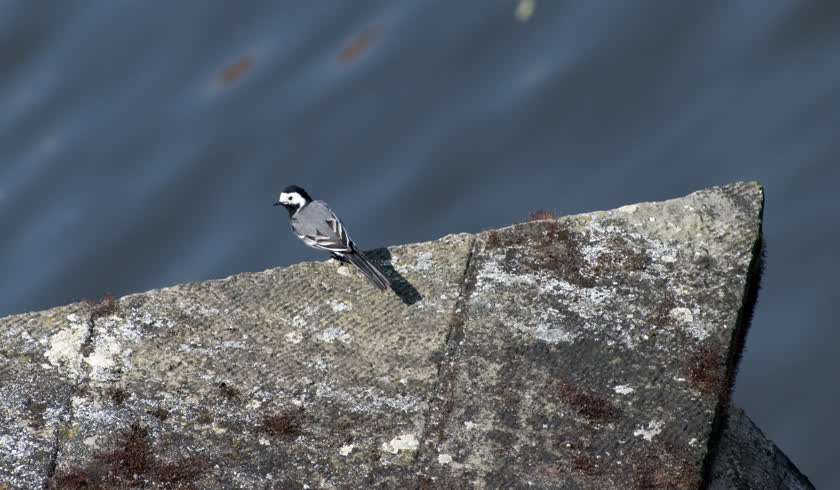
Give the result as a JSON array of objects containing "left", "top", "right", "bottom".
[{"left": 344, "top": 250, "right": 390, "bottom": 291}]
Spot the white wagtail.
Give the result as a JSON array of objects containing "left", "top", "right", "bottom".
[{"left": 274, "top": 185, "right": 390, "bottom": 291}]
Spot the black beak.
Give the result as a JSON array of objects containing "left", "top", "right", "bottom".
[{"left": 273, "top": 201, "right": 282, "bottom": 207}]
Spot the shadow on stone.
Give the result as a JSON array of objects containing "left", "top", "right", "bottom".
[{"left": 367, "top": 248, "right": 423, "bottom": 305}]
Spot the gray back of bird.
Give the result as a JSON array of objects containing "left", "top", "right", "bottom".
[{"left": 291, "top": 201, "right": 348, "bottom": 243}]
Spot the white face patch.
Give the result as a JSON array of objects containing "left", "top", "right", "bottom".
[{"left": 279, "top": 191, "right": 307, "bottom": 208}]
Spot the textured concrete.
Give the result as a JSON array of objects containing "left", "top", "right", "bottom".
[
  {"left": 1, "top": 304, "right": 82, "bottom": 488},
  {"left": 418, "top": 181, "right": 764, "bottom": 487},
  {"left": 0, "top": 182, "right": 810, "bottom": 488}
]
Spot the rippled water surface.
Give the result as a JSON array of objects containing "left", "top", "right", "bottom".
[{"left": 1, "top": 1, "right": 837, "bottom": 485}]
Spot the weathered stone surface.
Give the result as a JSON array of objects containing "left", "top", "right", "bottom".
[
  {"left": 1, "top": 304, "right": 86, "bottom": 488},
  {"left": 0, "top": 182, "right": 809, "bottom": 488},
  {"left": 418, "top": 181, "right": 764, "bottom": 487},
  {"left": 46, "top": 234, "right": 473, "bottom": 488}
]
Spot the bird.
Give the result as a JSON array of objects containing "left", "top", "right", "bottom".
[{"left": 274, "top": 185, "right": 390, "bottom": 291}]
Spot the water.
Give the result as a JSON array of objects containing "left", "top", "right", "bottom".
[{"left": 1, "top": 1, "right": 838, "bottom": 485}]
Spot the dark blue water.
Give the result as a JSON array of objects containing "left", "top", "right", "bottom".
[{"left": 1, "top": 1, "right": 837, "bottom": 485}]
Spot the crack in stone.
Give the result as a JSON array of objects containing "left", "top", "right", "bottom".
[
  {"left": 415, "top": 235, "right": 481, "bottom": 469},
  {"left": 45, "top": 309, "right": 98, "bottom": 482}
]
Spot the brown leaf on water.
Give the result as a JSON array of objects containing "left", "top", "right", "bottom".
[
  {"left": 220, "top": 55, "right": 254, "bottom": 84},
  {"left": 340, "top": 26, "right": 380, "bottom": 63}
]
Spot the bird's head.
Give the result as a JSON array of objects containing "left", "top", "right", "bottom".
[{"left": 274, "top": 185, "right": 312, "bottom": 216}]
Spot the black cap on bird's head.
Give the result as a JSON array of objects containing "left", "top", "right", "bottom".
[{"left": 274, "top": 185, "right": 313, "bottom": 216}]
